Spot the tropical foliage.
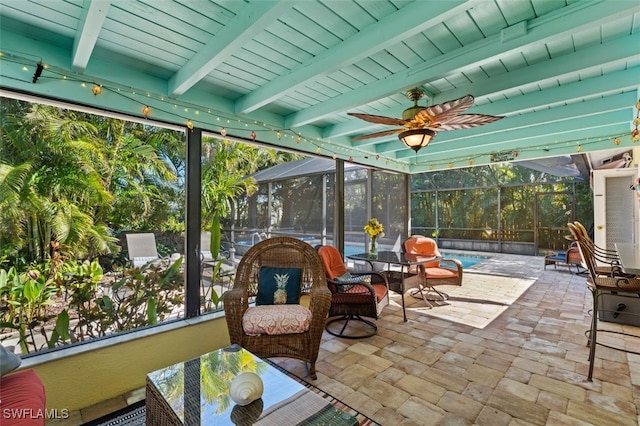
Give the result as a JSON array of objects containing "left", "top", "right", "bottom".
[
  {"left": 0, "top": 99, "right": 288, "bottom": 354},
  {"left": 0, "top": 99, "right": 183, "bottom": 264}
]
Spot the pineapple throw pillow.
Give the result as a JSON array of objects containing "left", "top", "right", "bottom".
[{"left": 256, "top": 266, "right": 302, "bottom": 305}]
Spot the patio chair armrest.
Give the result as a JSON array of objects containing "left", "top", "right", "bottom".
[
  {"left": 223, "top": 287, "right": 250, "bottom": 343},
  {"left": 438, "top": 257, "right": 463, "bottom": 272},
  {"left": 368, "top": 271, "right": 389, "bottom": 287}
]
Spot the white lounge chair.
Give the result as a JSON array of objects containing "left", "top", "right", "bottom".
[{"left": 126, "top": 233, "right": 161, "bottom": 268}]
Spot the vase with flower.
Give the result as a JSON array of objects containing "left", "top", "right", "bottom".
[{"left": 364, "top": 218, "right": 384, "bottom": 258}]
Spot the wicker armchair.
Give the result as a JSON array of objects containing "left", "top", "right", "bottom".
[
  {"left": 403, "top": 235, "right": 463, "bottom": 307},
  {"left": 317, "top": 245, "right": 389, "bottom": 339},
  {"left": 224, "top": 237, "right": 331, "bottom": 380}
]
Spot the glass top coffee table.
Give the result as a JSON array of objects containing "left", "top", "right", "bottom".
[{"left": 146, "top": 345, "right": 359, "bottom": 425}]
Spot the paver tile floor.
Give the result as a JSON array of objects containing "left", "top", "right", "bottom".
[
  {"left": 275, "top": 252, "right": 640, "bottom": 425},
  {"left": 68, "top": 252, "right": 640, "bottom": 425}
]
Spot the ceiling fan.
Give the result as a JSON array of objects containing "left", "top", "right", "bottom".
[{"left": 348, "top": 88, "right": 504, "bottom": 152}]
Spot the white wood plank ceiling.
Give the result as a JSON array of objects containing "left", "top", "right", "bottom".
[{"left": 1, "top": 0, "right": 638, "bottom": 174}]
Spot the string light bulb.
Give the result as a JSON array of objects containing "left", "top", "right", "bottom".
[
  {"left": 251, "top": 131, "right": 256, "bottom": 140},
  {"left": 142, "top": 106, "right": 151, "bottom": 118},
  {"left": 296, "top": 135, "right": 301, "bottom": 143},
  {"left": 276, "top": 131, "right": 281, "bottom": 139},
  {"left": 186, "top": 120, "right": 194, "bottom": 130},
  {"left": 220, "top": 127, "right": 227, "bottom": 137},
  {"left": 92, "top": 84, "right": 102, "bottom": 96}
]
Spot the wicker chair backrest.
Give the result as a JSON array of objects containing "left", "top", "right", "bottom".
[{"left": 234, "top": 237, "right": 326, "bottom": 298}]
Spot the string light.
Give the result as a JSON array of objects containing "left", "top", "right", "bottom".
[
  {"left": 632, "top": 99, "right": 640, "bottom": 142},
  {"left": 221, "top": 127, "right": 227, "bottom": 137},
  {"left": 9, "top": 53, "right": 636, "bottom": 173}
]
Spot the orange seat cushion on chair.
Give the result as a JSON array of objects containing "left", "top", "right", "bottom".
[
  {"left": 317, "top": 246, "right": 348, "bottom": 279},
  {"left": 331, "top": 283, "right": 388, "bottom": 304},
  {"left": 424, "top": 267, "right": 459, "bottom": 279},
  {"left": 404, "top": 236, "right": 442, "bottom": 268},
  {"left": 242, "top": 305, "right": 312, "bottom": 336}
]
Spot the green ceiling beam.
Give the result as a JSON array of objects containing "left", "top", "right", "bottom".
[
  {"left": 234, "top": 0, "right": 472, "bottom": 114},
  {"left": 285, "top": 0, "right": 639, "bottom": 128},
  {"left": 72, "top": 0, "right": 111, "bottom": 72},
  {"left": 168, "top": 1, "right": 295, "bottom": 96}
]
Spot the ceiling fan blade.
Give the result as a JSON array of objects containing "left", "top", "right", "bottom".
[
  {"left": 415, "top": 94, "right": 475, "bottom": 123},
  {"left": 351, "top": 128, "right": 404, "bottom": 141},
  {"left": 347, "top": 112, "right": 407, "bottom": 126},
  {"left": 434, "top": 114, "right": 504, "bottom": 131}
]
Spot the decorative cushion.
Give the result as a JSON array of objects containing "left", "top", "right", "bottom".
[
  {"left": 1, "top": 345, "right": 21, "bottom": 376},
  {"left": 242, "top": 305, "right": 312, "bottom": 336},
  {"left": 335, "top": 272, "right": 371, "bottom": 292},
  {"left": 0, "top": 369, "right": 46, "bottom": 426},
  {"left": 256, "top": 266, "right": 302, "bottom": 305}
]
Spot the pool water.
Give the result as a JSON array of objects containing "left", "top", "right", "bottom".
[{"left": 440, "top": 252, "right": 489, "bottom": 268}]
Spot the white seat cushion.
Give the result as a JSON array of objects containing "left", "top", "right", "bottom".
[
  {"left": 242, "top": 305, "right": 312, "bottom": 336},
  {"left": 132, "top": 256, "right": 159, "bottom": 268}
]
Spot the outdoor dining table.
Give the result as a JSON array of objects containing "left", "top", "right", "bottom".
[{"left": 347, "top": 250, "right": 438, "bottom": 322}]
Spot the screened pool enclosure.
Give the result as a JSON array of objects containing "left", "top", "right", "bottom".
[{"left": 222, "top": 157, "right": 592, "bottom": 258}]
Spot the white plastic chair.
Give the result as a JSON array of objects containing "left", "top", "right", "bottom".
[
  {"left": 126, "top": 233, "right": 161, "bottom": 268},
  {"left": 200, "top": 231, "right": 215, "bottom": 263}
]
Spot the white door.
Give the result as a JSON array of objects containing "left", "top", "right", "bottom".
[{"left": 592, "top": 168, "right": 639, "bottom": 249}]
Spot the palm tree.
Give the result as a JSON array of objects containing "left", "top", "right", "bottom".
[
  {"left": 0, "top": 101, "right": 114, "bottom": 262},
  {"left": 201, "top": 139, "right": 258, "bottom": 259},
  {"left": 93, "top": 118, "right": 181, "bottom": 232},
  {"left": 0, "top": 100, "right": 182, "bottom": 264}
]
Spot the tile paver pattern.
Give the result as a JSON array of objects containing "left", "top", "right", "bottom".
[{"left": 274, "top": 253, "right": 640, "bottom": 425}]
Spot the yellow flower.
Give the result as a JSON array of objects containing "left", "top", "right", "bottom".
[{"left": 364, "top": 218, "right": 384, "bottom": 239}]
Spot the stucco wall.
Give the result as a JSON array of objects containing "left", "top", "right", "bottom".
[{"left": 20, "top": 315, "right": 229, "bottom": 413}]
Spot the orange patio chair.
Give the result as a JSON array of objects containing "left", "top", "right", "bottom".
[
  {"left": 317, "top": 245, "right": 389, "bottom": 338},
  {"left": 402, "top": 235, "right": 463, "bottom": 307}
]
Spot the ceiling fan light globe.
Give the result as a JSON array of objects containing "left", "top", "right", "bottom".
[{"left": 399, "top": 129, "right": 436, "bottom": 152}]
